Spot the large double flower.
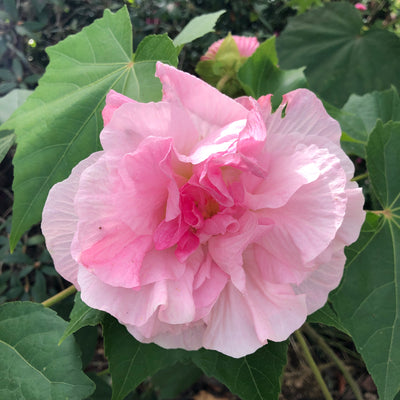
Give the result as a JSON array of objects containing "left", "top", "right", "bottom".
[{"left": 42, "top": 62, "right": 364, "bottom": 358}]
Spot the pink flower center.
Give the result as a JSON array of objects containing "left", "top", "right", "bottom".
[{"left": 153, "top": 163, "right": 244, "bottom": 262}]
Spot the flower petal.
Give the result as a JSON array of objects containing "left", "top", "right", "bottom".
[
  {"left": 203, "top": 282, "right": 264, "bottom": 358},
  {"left": 42, "top": 152, "right": 102, "bottom": 287},
  {"left": 263, "top": 89, "right": 341, "bottom": 145},
  {"left": 156, "top": 62, "right": 248, "bottom": 139}
]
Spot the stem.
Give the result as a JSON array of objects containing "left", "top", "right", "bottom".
[
  {"left": 41, "top": 285, "right": 77, "bottom": 308},
  {"left": 294, "top": 329, "right": 334, "bottom": 400},
  {"left": 303, "top": 324, "right": 363, "bottom": 400},
  {"left": 216, "top": 74, "right": 231, "bottom": 92},
  {"left": 351, "top": 172, "right": 369, "bottom": 182}
]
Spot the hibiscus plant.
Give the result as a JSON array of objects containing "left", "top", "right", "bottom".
[{"left": 0, "top": 2, "right": 400, "bottom": 400}]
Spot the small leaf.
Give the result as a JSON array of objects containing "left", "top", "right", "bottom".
[
  {"left": 0, "top": 89, "right": 32, "bottom": 163},
  {"left": 103, "top": 316, "right": 188, "bottom": 400},
  {"left": 59, "top": 292, "right": 105, "bottom": 344},
  {"left": 238, "top": 37, "right": 307, "bottom": 105},
  {"left": 5, "top": 7, "right": 178, "bottom": 250},
  {"left": 0, "top": 130, "right": 15, "bottom": 164},
  {"left": 307, "top": 301, "right": 349, "bottom": 335},
  {"left": 332, "top": 121, "right": 400, "bottom": 400},
  {"left": 276, "top": 2, "right": 400, "bottom": 106},
  {"left": 191, "top": 342, "right": 288, "bottom": 400},
  {"left": 173, "top": 10, "right": 226, "bottom": 48},
  {"left": 0, "top": 302, "right": 95, "bottom": 400}
]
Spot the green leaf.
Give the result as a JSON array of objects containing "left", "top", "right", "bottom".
[
  {"left": 0, "top": 130, "right": 15, "bottom": 164},
  {"left": 332, "top": 121, "right": 400, "bottom": 400},
  {"left": 333, "top": 87, "right": 400, "bottom": 157},
  {"left": 238, "top": 37, "right": 307, "bottom": 105},
  {"left": 59, "top": 292, "right": 104, "bottom": 344},
  {"left": 151, "top": 361, "right": 203, "bottom": 399},
  {"left": 173, "top": 10, "right": 226, "bottom": 48},
  {"left": 191, "top": 342, "right": 288, "bottom": 400},
  {"left": 0, "top": 302, "right": 95, "bottom": 400},
  {"left": 276, "top": 2, "right": 400, "bottom": 107},
  {"left": 74, "top": 326, "right": 99, "bottom": 368},
  {"left": 103, "top": 316, "right": 188, "bottom": 400},
  {"left": 307, "top": 301, "right": 349, "bottom": 335},
  {"left": 5, "top": 7, "right": 178, "bottom": 250},
  {"left": 86, "top": 373, "right": 112, "bottom": 400}
]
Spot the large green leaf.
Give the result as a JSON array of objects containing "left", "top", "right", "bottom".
[
  {"left": 332, "top": 121, "right": 400, "bottom": 400},
  {"left": 173, "top": 10, "right": 225, "bottom": 47},
  {"left": 191, "top": 342, "right": 288, "bottom": 400},
  {"left": 332, "top": 87, "right": 400, "bottom": 157},
  {"left": 2, "top": 7, "right": 178, "bottom": 250},
  {"left": 59, "top": 292, "right": 105, "bottom": 344},
  {"left": 276, "top": 2, "right": 400, "bottom": 107},
  {"left": 238, "top": 36, "right": 307, "bottom": 106},
  {"left": 103, "top": 316, "right": 188, "bottom": 400},
  {"left": 104, "top": 316, "right": 287, "bottom": 400},
  {"left": 0, "top": 302, "right": 95, "bottom": 400}
]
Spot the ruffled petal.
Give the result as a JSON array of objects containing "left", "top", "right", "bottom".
[
  {"left": 244, "top": 258, "right": 307, "bottom": 342},
  {"left": 156, "top": 62, "right": 248, "bottom": 139},
  {"left": 42, "top": 152, "right": 102, "bottom": 287},
  {"left": 259, "top": 146, "right": 347, "bottom": 264},
  {"left": 263, "top": 89, "right": 341, "bottom": 145},
  {"left": 101, "top": 100, "right": 200, "bottom": 158},
  {"left": 202, "top": 282, "right": 264, "bottom": 358}
]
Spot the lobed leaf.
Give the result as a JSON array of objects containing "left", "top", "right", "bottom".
[
  {"left": 332, "top": 121, "right": 400, "bottom": 400},
  {"left": 276, "top": 2, "right": 400, "bottom": 107},
  {"left": 3, "top": 7, "right": 177, "bottom": 250}
]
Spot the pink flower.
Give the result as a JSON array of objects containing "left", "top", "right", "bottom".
[
  {"left": 42, "top": 63, "right": 364, "bottom": 358},
  {"left": 354, "top": 2, "right": 367, "bottom": 11},
  {"left": 200, "top": 35, "right": 259, "bottom": 61}
]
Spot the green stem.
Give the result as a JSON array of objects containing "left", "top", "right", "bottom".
[
  {"left": 294, "top": 329, "right": 334, "bottom": 400},
  {"left": 41, "top": 285, "right": 77, "bottom": 307},
  {"left": 216, "top": 74, "right": 231, "bottom": 92},
  {"left": 303, "top": 324, "right": 364, "bottom": 400},
  {"left": 97, "top": 368, "right": 110, "bottom": 376},
  {"left": 351, "top": 172, "right": 368, "bottom": 182}
]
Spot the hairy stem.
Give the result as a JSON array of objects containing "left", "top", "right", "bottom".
[
  {"left": 41, "top": 285, "right": 77, "bottom": 308},
  {"left": 303, "top": 324, "right": 364, "bottom": 400},
  {"left": 294, "top": 329, "right": 334, "bottom": 400}
]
